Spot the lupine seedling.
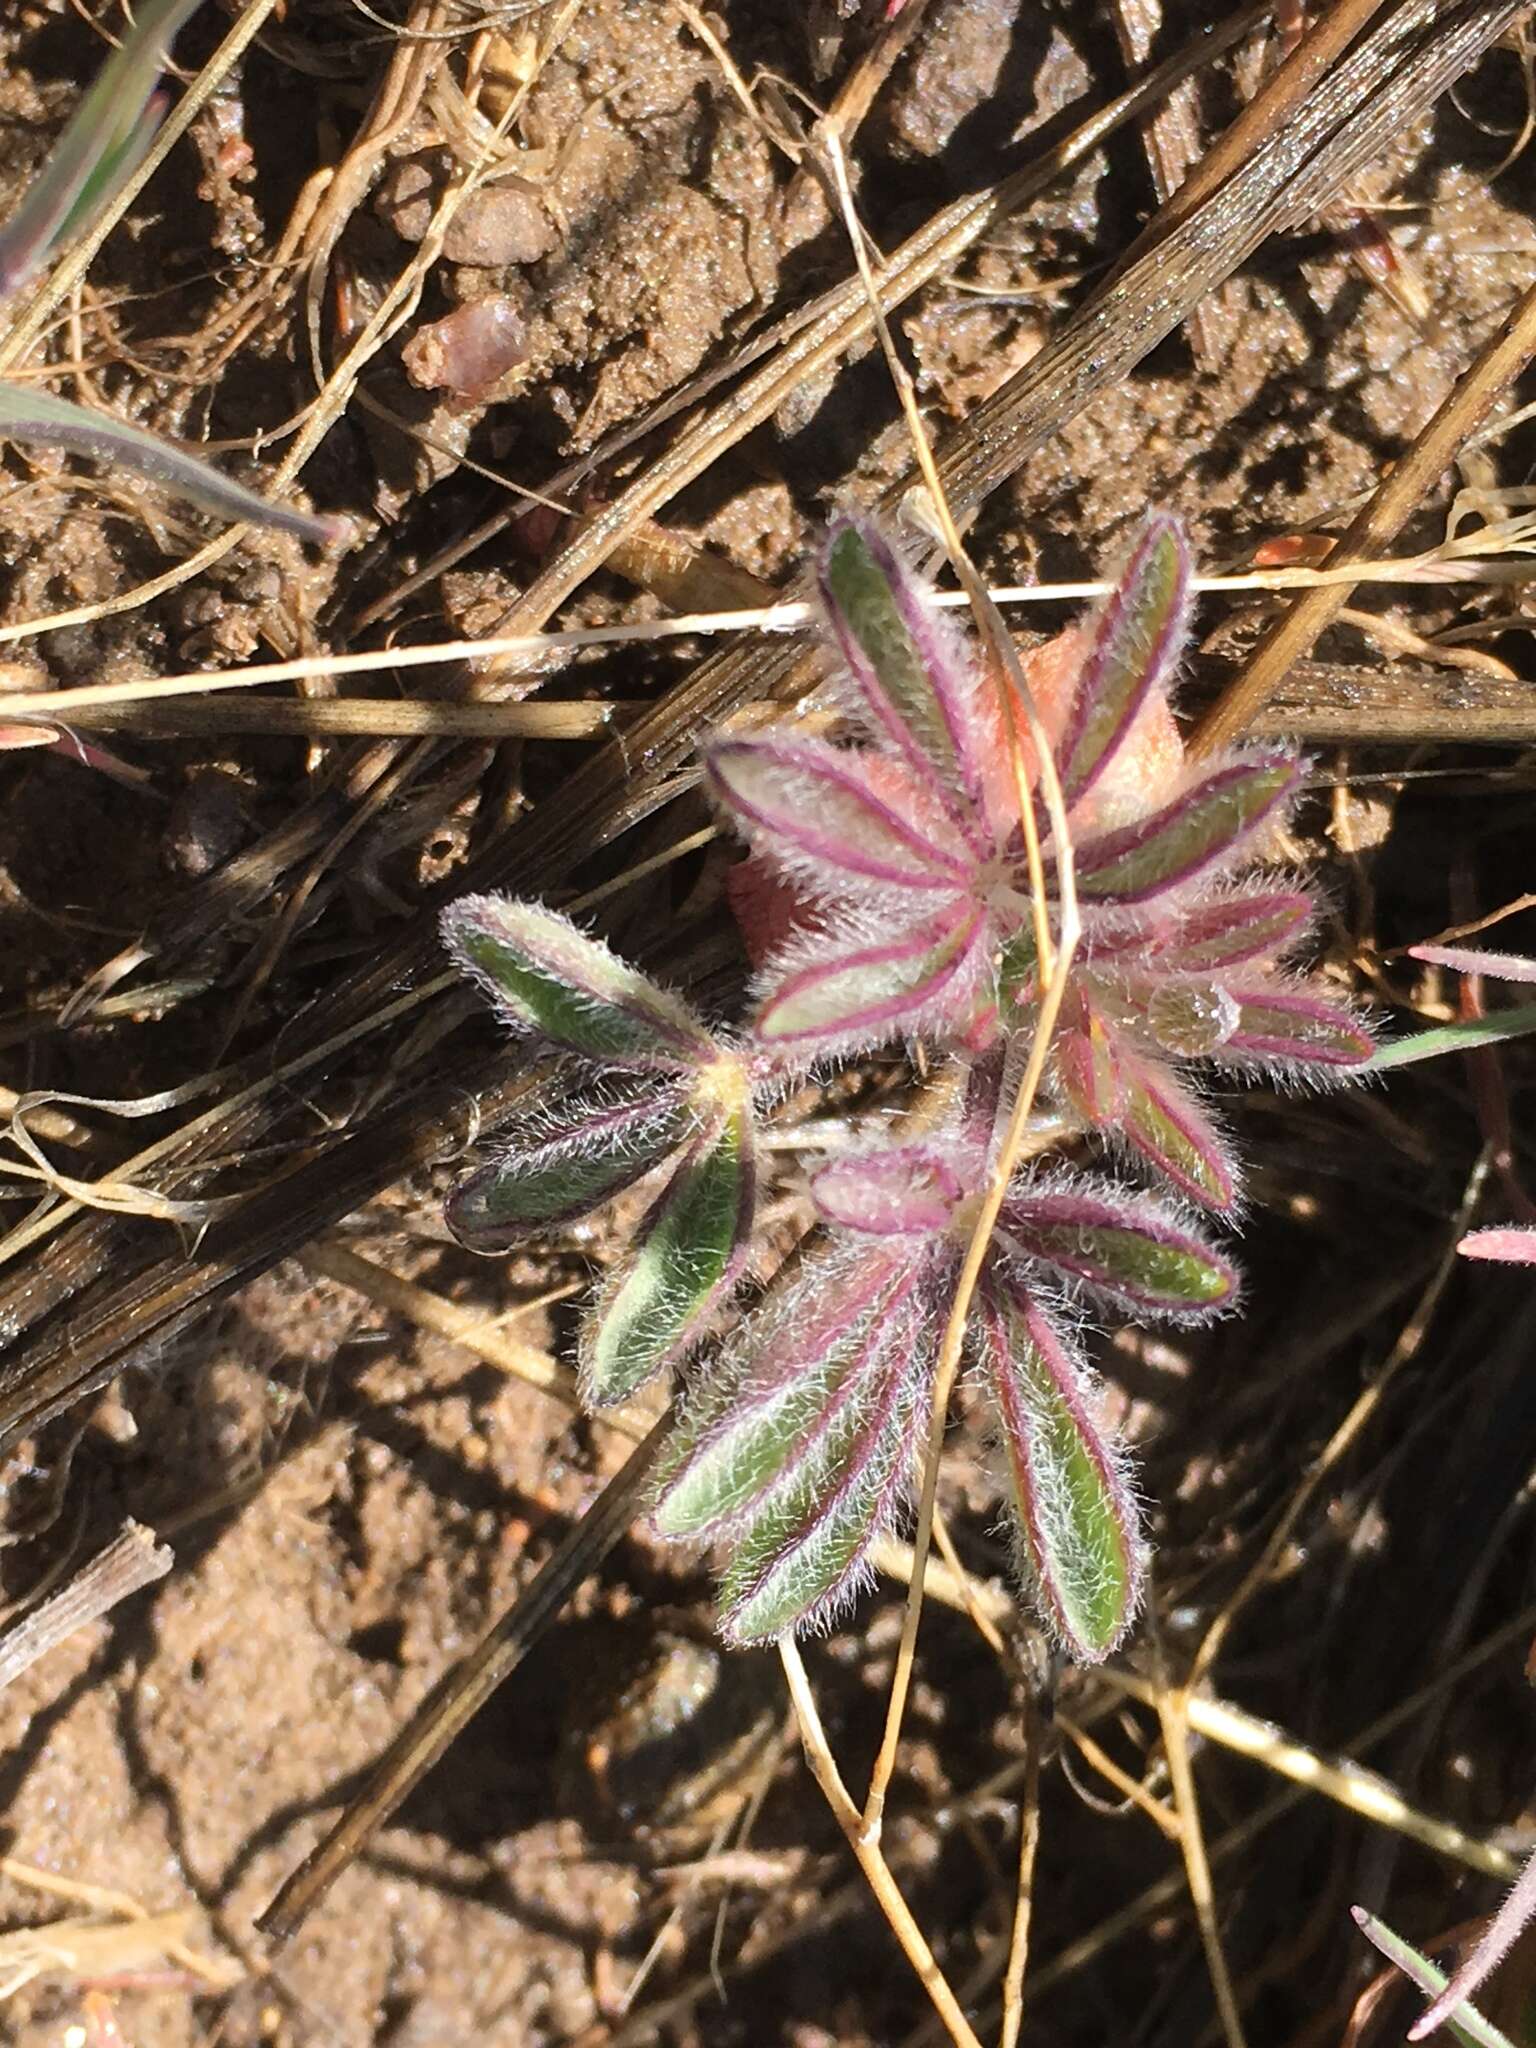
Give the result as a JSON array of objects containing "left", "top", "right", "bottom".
[
  {"left": 0, "top": 0, "right": 335, "bottom": 542},
  {"left": 443, "top": 512, "right": 1372, "bottom": 1661}
]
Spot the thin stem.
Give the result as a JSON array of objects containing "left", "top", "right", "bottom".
[
  {"left": 1151, "top": 1657, "right": 1250, "bottom": 2048},
  {"left": 779, "top": 1639, "right": 984, "bottom": 2048},
  {"left": 998, "top": 1692, "right": 1042, "bottom": 2048}
]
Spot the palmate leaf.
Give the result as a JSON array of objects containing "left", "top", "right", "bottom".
[
  {"left": 657, "top": 1243, "right": 937, "bottom": 1644},
  {"left": 1072, "top": 754, "right": 1302, "bottom": 905},
  {"left": 0, "top": 383, "right": 339, "bottom": 543},
  {"left": 0, "top": 0, "right": 205, "bottom": 300},
  {"left": 582, "top": 1092, "right": 756, "bottom": 1405},
  {"left": 442, "top": 896, "right": 715, "bottom": 1068},
  {"left": 973, "top": 1280, "right": 1143, "bottom": 1660},
  {"left": 1002, "top": 1179, "right": 1237, "bottom": 1319},
  {"left": 445, "top": 1078, "right": 698, "bottom": 1250},
  {"left": 819, "top": 520, "right": 986, "bottom": 835},
  {"left": 1058, "top": 513, "right": 1191, "bottom": 807},
  {"left": 718, "top": 1354, "right": 923, "bottom": 1645}
]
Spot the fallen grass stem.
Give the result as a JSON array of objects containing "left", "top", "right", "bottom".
[{"left": 0, "top": 1520, "right": 170, "bottom": 1693}]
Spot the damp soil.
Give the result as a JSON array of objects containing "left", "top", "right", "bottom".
[{"left": 1, "top": 3, "right": 1536, "bottom": 2045}]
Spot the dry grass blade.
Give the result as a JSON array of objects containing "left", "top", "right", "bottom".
[
  {"left": 926, "top": 0, "right": 1532, "bottom": 520},
  {"left": 467, "top": 0, "right": 1271, "bottom": 684},
  {"left": 0, "top": 1054, "right": 530, "bottom": 1447}
]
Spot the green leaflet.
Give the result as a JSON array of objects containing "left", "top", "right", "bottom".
[
  {"left": 445, "top": 898, "right": 711, "bottom": 1065},
  {"left": 1076, "top": 759, "right": 1297, "bottom": 903},
  {"left": 1017, "top": 1207, "right": 1234, "bottom": 1314},
  {"left": 0, "top": 384, "right": 336, "bottom": 543},
  {"left": 583, "top": 1104, "right": 751, "bottom": 1405},
  {"left": 985, "top": 1289, "right": 1139, "bottom": 1660},
  {"left": 823, "top": 523, "right": 959, "bottom": 784},
  {"left": 1121, "top": 1062, "right": 1236, "bottom": 1212},
  {"left": 445, "top": 1085, "right": 696, "bottom": 1249},
  {"left": 756, "top": 912, "right": 978, "bottom": 1044}
]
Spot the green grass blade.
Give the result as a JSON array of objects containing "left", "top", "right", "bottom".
[
  {"left": 1365, "top": 1005, "right": 1536, "bottom": 1071},
  {"left": 0, "top": 0, "right": 207, "bottom": 300},
  {"left": 0, "top": 383, "right": 338, "bottom": 540},
  {"left": 1351, "top": 1909, "right": 1519, "bottom": 2048}
]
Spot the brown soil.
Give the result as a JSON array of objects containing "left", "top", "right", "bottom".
[{"left": 1, "top": 3, "right": 1535, "bottom": 2046}]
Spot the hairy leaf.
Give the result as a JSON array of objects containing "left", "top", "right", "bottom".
[
  {"left": 1408, "top": 942, "right": 1536, "bottom": 984},
  {"left": 1072, "top": 755, "right": 1301, "bottom": 905},
  {"left": 974, "top": 1281, "right": 1142, "bottom": 1659},
  {"left": 0, "top": 0, "right": 204, "bottom": 299},
  {"left": 658, "top": 1246, "right": 924, "bottom": 1538},
  {"left": 1118, "top": 1052, "right": 1238, "bottom": 1212},
  {"left": 706, "top": 735, "right": 969, "bottom": 893},
  {"left": 811, "top": 1144, "right": 963, "bottom": 1235},
  {"left": 819, "top": 520, "right": 984, "bottom": 832},
  {"left": 1056, "top": 1004, "right": 1126, "bottom": 1126},
  {"left": 1153, "top": 890, "right": 1313, "bottom": 973},
  {"left": 1087, "top": 890, "right": 1312, "bottom": 974},
  {"left": 0, "top": 384, "right": 338, "bottom": 541},
  {"left": 755, "top": 906, "right": 985, "bottom": 1047},
  {"left": 583, "top": 1098, "right": 754, "bottom": 1404},
  {"left": 1002, "top": 1182, "right": 1236, "bottom": 1318},
  {"left": 445, "top": 1080, "right": 697, "bottom": 1249},
  {"left": 1059, "top": 513, "right": 1190, "bottom": 806},
  {"left": 1222, "top": 985, "right": 1374, "bottom": 1070},
  {"left": 443, "top": 896, "right": 714, "bottom": 1066}
]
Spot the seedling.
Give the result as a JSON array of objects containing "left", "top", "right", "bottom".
[{"left": 443, "top": 513, "right": 1372, "bottom": 1661}]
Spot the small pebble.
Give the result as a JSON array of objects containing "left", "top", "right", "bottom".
[{"left": 402, "top": 296, "right": 528, "bottom": 403}]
